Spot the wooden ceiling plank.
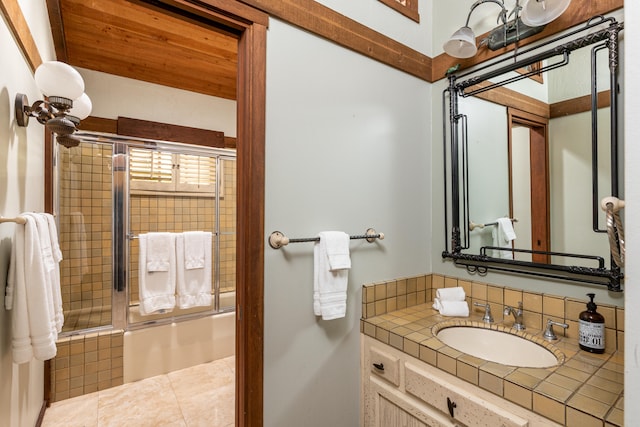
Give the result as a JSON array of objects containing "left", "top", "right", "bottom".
[
  {"left": 62, "top": 20, "right": 237, "bottom": 75},
  {"left": 62, "top": 0, "right": 238, "bottom": 54},
  {"left": 67, "top": 46, "right": 236, "bottom": 98}
]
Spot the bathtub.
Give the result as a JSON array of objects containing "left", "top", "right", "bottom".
[{"left": 123, "top": 310, "right": 235, "bottom": 382}]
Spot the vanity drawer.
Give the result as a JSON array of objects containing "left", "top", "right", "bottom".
[
  {"left": 405, "top": 362, "right": 528, "bottom": 427},
  {"left": 369, "top": 346, "right": 400, "bottom": 386}
]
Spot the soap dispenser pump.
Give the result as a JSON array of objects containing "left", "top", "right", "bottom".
[{"left": 578, "top": 293, "right": 605, "bottom": 354}]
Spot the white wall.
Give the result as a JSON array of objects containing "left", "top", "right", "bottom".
[
  {"left": 263, "top": 18, "right": 431, "bottom": 427},
  {"left": 78, "top": 69, "right": 236, "bottom": 137},
  {"left": 315, "top": 0, "right": 433, "bottom": 55},
  {"left": 0, "top": 1, "right": 52, "bottom": 426}
]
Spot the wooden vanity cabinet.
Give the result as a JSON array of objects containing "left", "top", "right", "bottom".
[{"left": 361, "top": 335, "right": 561, "bottom": 427}]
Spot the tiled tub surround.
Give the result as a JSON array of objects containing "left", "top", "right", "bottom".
[
  {"left": 50, "top": 311, "right": 235, "bottom": 403},
  {"left": 50, "top": 330, "right": 124, "bottom": 402},
  {"left": 361, "top": 275, "right": 624, "bottom": 426}
]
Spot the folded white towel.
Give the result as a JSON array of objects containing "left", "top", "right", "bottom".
[
  {"left": 319, "top": 231, "right": 351, "bottom": 270},
  {"left": 436, "top": 287, "right": 466, "bottom": 301},
  {"left": 495, "top": 217, "right": 516, "bottom": 259},
  {"left": 176, "top": 232, "right": 212, "bottom": 309},
  {"left": 146, "top": 232, "right": 173, "bottom": 272},
  {"left": 314, "top": 232, "right": 351, "bottom": 320},
  {"left": 138, "top": 233, "right": 177, "bottom": 315},
  {"left": 433, "top": 299, "right": 469, "bottom": 317},
  {"left": 183, "top": 231, "right": 207, "bottom": 270}
]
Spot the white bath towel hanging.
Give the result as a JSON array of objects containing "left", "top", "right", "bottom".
[
  {"left": 176, "top": 232, "right": 212, "bottom": 309},
  {"left": 494, "top": 217, "right": 516, "bottom": 259},
  {"left": 314, "top": 231, "right": 351, "bottom": 320},
  {"left": 44, "top": 213, "right": 64, "bottom": 333},
  {"left": 146, "top": 232, "right": 173, "bottom": 272},
  {"left": 138, "top": 233, "right": 177, "bottom": 315},
  {"left": 6, "top": 214, "right": 57, "bottom": 363},
  {"left": 29, "top": 213, "right": 61, "bottom": 339},
  {"left": 183, "top": 231, "right": 207, "bottom": 270}
]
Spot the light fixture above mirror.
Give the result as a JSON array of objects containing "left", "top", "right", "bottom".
[
  {"left": 443, "top": 0, "right": 572, "bottom": 58},
  {"left": 15, "top": 61, "right": 92, "bottom": 147}
]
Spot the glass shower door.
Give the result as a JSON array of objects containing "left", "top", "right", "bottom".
[{"left": 55, "top": 139, "right": 114, "bottom": 333}]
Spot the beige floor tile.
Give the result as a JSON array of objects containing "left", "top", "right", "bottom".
[
  {"left": 98, "top": 375, "right": 185, "bottom": 426},
  {"left": 42, "top": 392, "right": 99, "bottom": 427},
  {"left": 43, "top": 357, "right": 236, "bottom": 427}
]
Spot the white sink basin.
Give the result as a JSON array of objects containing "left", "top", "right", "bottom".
[{"left": 436, "top": 326, "right": 560, "bottom": 368}]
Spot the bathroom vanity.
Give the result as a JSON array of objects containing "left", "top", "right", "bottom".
[
  {"left": 361, "top": 334, "right": 561, "bottom": 426},
  {"left": 360, "top": 283, "right": 624, "bottom": 427}
]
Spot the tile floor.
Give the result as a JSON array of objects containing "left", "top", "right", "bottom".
[{"left": 42, "top": 356, "right": 235, "bottom": 427}]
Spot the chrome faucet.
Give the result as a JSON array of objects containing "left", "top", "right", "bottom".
[
  {"left": 543, "top": 318, "right": 569, "bottom": 340},
  {"left": 473, "top": 302, "right": 494, "bottom": 323},
  {"left": 504, "top": 302, "right": 525, "bottom": 331}
]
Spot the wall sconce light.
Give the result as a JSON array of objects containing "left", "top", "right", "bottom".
[
  {"left": 15, "top": 61, "right": 92, "bottom": 147},
  {"left": 443, "top": 0, "right": 571, "bottom": 58}
]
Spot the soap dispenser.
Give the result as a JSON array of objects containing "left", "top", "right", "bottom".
[{"left": 578, "top": 293, "right": 605, "bottom": 354}]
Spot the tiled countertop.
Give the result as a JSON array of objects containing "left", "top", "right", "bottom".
[{"left": 361, "top": 303, "right": 624, "bottom": 426}]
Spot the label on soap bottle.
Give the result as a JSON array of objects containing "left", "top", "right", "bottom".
[{"left": 578, "top": 320, "right": 605, "bottom": 350}]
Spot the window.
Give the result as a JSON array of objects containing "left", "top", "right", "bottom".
[
  {"left": 130, "top": 149, "right": 220, "bottom": 195},
  {"left": 378, "top": 0, "right": 419, "bottom": 23}
]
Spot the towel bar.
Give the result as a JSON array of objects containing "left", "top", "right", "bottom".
[
  {"left": 469, "top": 218, "right": 517, "bottom": 231},
  {"left": 0, "top": 216, "right": 27, "bottom": 225},
  {"left": 269, "top": 228, "right": 384, "bottom": 249}
]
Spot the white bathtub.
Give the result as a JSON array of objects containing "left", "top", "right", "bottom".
[{"left": 123, "top": 310, "right": 235, "bottom": 383}]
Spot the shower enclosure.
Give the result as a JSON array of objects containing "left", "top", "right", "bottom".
[{"left": 54, "top": 132, "right": 237, "bottom": 335}]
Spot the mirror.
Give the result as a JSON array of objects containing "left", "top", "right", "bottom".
[{"left": 442, "top": 16, "right": 624, "bottom": 291}]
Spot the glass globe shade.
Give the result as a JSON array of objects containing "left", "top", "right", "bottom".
[
  {"left": 35, "top": 61, "right": 85, "bottom": 100},
  {"left": 521, "top": 0, "right": 571, "bottom": 27},
  {"left": 69, "top": 93, "right": 92, "bottom": 120},
  {"left": 443, "top": 27, "right": 478, "bottom": 59}
]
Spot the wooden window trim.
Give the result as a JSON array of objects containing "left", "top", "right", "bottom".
[{"left": 378, "top": 0, "right": 419, "bottom": 23}]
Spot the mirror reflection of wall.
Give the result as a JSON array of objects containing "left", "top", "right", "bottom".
[
  {"left": 460, "top": 30, "right": 622, "bottom": 271},
  {"left": 511, "top": 125, "right": 532, "bottom": 262},
  {"left": 460, "top": 97, "right": 509, "bottom": 256}
]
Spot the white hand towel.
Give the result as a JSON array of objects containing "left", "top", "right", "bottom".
[
  {"left": 436, "top": 287, "right": 466, "bottom": 301},
  {"left": 319, "top": 231, "right": 351, "bottom": 270},
  {"left": 9, "top": 215, "right": 57, "bottom": 363},
  {"left": 494, "top": 217, "right": 516, "bottom": 259},
  {"left": 44, "top": 213, "right": 64, "bottom": 333},
  {"left": 313, "top": 232, "right": 351, "bottom": 320},
  {"left": 138, "top": 233, "right": 177, "bottom": 315},
  {"left": 176, "top": 232, "right": 212, "bottom": 309},
  {"left": 433, "top": 299, "right": 469, "bottom": 317},
  {"left": 183, "top": 231, "right": 207, "bottom": 270},
  {"left": 146, "top": 232, "right": 173, "bottom": 272}
]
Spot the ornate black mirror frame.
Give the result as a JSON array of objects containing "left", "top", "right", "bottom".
[{"left": 442, "top": 16, "right": 624, "bottom": 292}]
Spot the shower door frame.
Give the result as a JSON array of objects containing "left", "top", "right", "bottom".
[{"left": 44, "top": 2, "right": 267, "bottom": 425}]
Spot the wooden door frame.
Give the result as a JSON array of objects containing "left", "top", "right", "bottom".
[
  {"left": 162, "top": 3, "right": 267, "bottom": 425},
  {"left": 507, "top": 108, "right": 550, "bottom": 264},
  {"left": 44, "top": 1, "right": 267, "bottom": 425}
]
